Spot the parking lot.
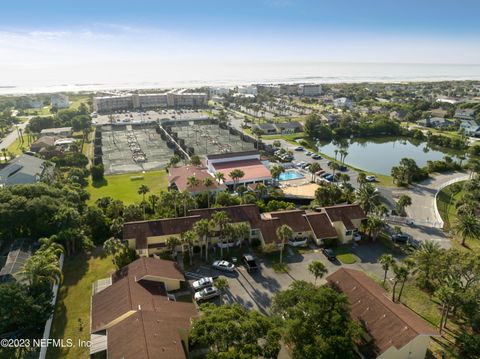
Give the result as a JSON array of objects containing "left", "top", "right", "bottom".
[
  {"left": 93, "top": 109, "right": 209, "bottom": 126},
  {"left": 185, "top": 241, "right": 398, "bottom": 314}
]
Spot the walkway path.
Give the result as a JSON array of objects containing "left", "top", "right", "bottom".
[{"left": 0, "top": 120, "right": 29, "bottom": 151}]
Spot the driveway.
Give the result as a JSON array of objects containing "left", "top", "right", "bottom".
[{"left": 186, "top": 242, "right": 394, "bottom": 314}]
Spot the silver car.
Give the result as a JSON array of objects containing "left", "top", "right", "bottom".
[
  {"left": 212, "top": 260, "right": 235, "bottom": 272},
  {"left": 192, "top": 277, "right": 214, "bottom": 291},
  {"left": 194, "top": 286, "right": 220, "bottom": 302}
]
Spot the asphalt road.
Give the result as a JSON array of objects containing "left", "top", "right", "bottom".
[{"left": 0, "top": 120, "right": 29, "bottom": 151}]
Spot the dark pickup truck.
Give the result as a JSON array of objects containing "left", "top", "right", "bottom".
[{"left": 243, "top": 254, "right": 259, "bottom": 273}]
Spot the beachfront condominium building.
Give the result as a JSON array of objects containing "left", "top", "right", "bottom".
[
  {"left": 299, "top": 84, "right": 322, "bottom": 96},
  {"left": 93, "top": 89, "right": 208, "bottom": 112}
]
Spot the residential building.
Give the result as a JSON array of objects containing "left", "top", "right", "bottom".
[
  {"left": 430, "top": 108, "right": 448, "bottom": 118},
  {"left": 321, "top": 204, "right": 367, "bottom": 243},
  {"left": 333, "top": 97, "right": 353, "bottom": 109},
  {"left": 321, "top": 113, "right": 338, "bottom": 125},
  {"left": 252, "top": 122, "right": 303, "bottom": 135},
  {"left": 123, "top": 203, "right": 366, "bottom": 256},
  {"left": 0, "top": 238, "right": 33, "bottom": 283},
  {"left": 30, "top": 135, "right": 57, "bottom": 153},
  {"left": 90, "top": 257, "right": 196, "bottom": 358},
  {"left": 454, "top": 108, "right": 476, "bottom": 121},
  {"left": 274, "top": 121, "right": 303, "bottom": 134},
  {"left": 237, "top": 85, "right": 258, "bottom": 95},
  {"left": 205, "top": 150, "right": 272, "bottom": 187},
  {"left": 0, "top": 154, "right": 53, "bottom": 187},
  {"left": 209, "top": 87, "right": 231, "bottom": 96},
  {"left": 252, "top": 123, "right": 277, "bottom": 135},
  {"left": 40, "top": 126, "right": 73, "bottom": 137},
  {"left": 299, "top": 84, "right": 322, "bottom": 97},
  {"left": 27, "top": 98, "right": 43, "bottom": 109},
  {"left": 168, "top": 165, "right": 227, "bottom": 194},
  {"left": 459, "top": 120, "right": 480, "bottom": 136},
  {"left": 327, "top": 268, "right": 439, "bottom": 359},
  {"left": 417, "top": 117, "right": 452, "bottom": 129},
  {"left": 256, "top": 84, "right": 281, "bottom": 95},
  {"left": 50, "top": 94, "right": 70, "bottom": 109},
  {"left": 93, "top": 90, "right": 207, "bottom": 112}
]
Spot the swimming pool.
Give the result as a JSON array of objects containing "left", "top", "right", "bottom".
[{"left": 278, "top": 169, "right": 305, "bottom": 181}]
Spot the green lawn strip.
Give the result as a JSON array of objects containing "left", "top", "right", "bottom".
[
  {"left": 7, "top": 133, "right": 30, "bottom": 156},
  {"left": 48, "top": 249, "right": 116, "bottom": 359},
  {"left": 332, "top": 246, "right": 357, "bottom": 264},
  {"left": 262, "top": 132, "right": 305, "bottom": 141},
  {"left": 86, "top": 169, "right": 169, "bottom": 204}
]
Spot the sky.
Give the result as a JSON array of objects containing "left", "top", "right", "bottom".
[{"left": 1, "top": 0, "right": 480, "bottom": 89}]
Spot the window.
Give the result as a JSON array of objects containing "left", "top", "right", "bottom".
[{"left": 345, "top": 230, "right": 353, "bottom": 236}]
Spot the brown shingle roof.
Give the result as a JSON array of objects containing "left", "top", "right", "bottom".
[
  {"left": 268, "top": 210, "right": 311, "bottom": 232},
  {"left": 91, "top": 258, "right": 186, "bottom": 333},
  {"left": 107, "top": 308, "right": 195, "bottom": 359},
  {"left": 190, "top": 204, "right": 261, "bottom": 227},
  {"left": 327, "top": 268, "right": 438, "bottom": 356},
  {"left": 324, "top": 204, "right": 366, "bottom": 229},
  {"left": 305, "top": 212, "right": 338, "bottom": 239},
  {"left": 123, "top": 215, "right": 202, "bottom": 249}
]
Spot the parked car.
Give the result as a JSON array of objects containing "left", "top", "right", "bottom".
[
  {"left": 212, "top": 260, "right": 235, "bottom": 272},
  {"left": 242, "top": 254, "right": 259, "bottom": 272},
  {"left": 322, "top": 248, "right": 337, "bottom": 261},
  {"left": 194, "top": 286, "right": 220, "bottom": 302},
  {"left": 339, "top": 165, "right": 348, "bottom": 172},
  {"left": 294, "top": 146, "right": 304, "bottom": 151},
  {"left": 312, "top": 154, "right": 322, "bottom": 160},
  {"left": 366, "top": 175, "right": 376, "bottom": 182},
  {"left": 192, "top": 277, "right": 214, "bottom": 291},
  {"left": 305, "top": 151, "right": 312, "bottom": 156},
  {"left": 353, "top": 233, "right": 362, "bottom": 242},
  {"left": 391, "top": 233, "right": 410, "bottom": 243}
]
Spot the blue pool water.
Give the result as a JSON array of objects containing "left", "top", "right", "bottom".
[{"left": 278, "top": 170, "right": 305, "bottom": 181}]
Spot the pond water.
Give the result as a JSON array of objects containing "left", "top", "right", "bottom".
[{"left": 318, "top": 137, "right": 461, "bottom": 176}]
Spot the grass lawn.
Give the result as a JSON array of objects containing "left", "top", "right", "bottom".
[
  {"left": 333, "top": 246, "right": 357, "bottom": 264},
  {"left": 86, "top": 169, "right": 169, "bottom": 204},
  {"left": 7, "top": 133, "right": 30, "bottom": 156},
  {"left": 48, "top": 249, "right": 116, "bottom": 359}
]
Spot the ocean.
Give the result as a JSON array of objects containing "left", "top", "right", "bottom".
[{"left": 1, "top": 62, "right": 480, "bottom": 95}]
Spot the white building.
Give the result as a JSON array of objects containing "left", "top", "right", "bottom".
[
  {"left": 459, "top": 120, "right": 480, "bottom": 136},
  {"left": 51, "top": 94, "right": 70, "bottom": 109},
  {"left": 93, "top": 90, "right": 207, "bottom": 112},
  {"left": 237, "top": 86, "right": 258, "bottom": 95},
  {"left": 333, "top": 97, "right": 353, "bottom": 109}
]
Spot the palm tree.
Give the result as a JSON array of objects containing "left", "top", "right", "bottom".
[
  {"left": 211, "top": 211, "right": 231, "bottom": 258},
  {"left": 166, "top": 236, "right": 181, "bottom": 255},
  {"left": 193, "top": 219, "right": 211, "bottom": 262},
  {"left": 21, "top": 251, "right": 62, "bottom": 286},
  {"left": 392, "top": 263, "right": 410, "bottom": 302},
  {"left": 229, "top": 169, "right": 245, "bottom": 191},
  {"left": 203, "top": 177, "right": 214, "bottom": 208},
  {"left": 453, "top": 213, "right": 480, "bottom": 246},
  {"left": 138, "top": 184, "right": 150, "bottom": 202},
  {"left": 214, "top": 171, "right": 225, "bottom": 184},
  {"left": 365, "top": 215, "right": 385, "bottom": 241},
  {"left": 379, "top": 254, "right": 395, "bottom": 285},
  {"left": 356, "top": 183, "right": 380, "bottom": 214},
  {"left": 270, "top": 165, "right": 285, "bottom": 185},
  {"left": 357, "top": 172, "right": 367, "bottom": 188},
  {"left": 255, "top": 183, "right": 268, "bottom": 199},
  {"left": 38, "top": 236, "right": 64, "bottom": 257},
  {"left": 148, "top": 194, "right": 159, "bottom": 213},
  {"left": 187, "top": 176, "right": 200, "bottom": 190},
  {"left": 339, "top": 149, "right": 348, "bottom": 164},
  {"left": 182, "top": 230, "right": 196, "bottom": 266},
  {"left": 396, "top": 195, "right": 412, "bottom": 216},
  {"left": 413, "top": 240, "right": 443, "bottom": 290},
  {"left": 308, "top": 261, "right": 328, "bottom": 284},
  {"left": 235, "top": 222, "right": 250, "bottom": 247},
  {"left": 308, "top": 162, "right": 321, "bottom": 182},
  {"left": 276, "top": 224, "right": 293, "bottom": 264},
  {"left": 1, "top": 148, "right": 7, "bottom": 163}
]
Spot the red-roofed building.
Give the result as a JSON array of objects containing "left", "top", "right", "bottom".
[
  {"left": 168, "top": 165, "right": 226, "bottom": 194},
  {"left": 205, "top": 150, "right": 272, "bottom": 187}
]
